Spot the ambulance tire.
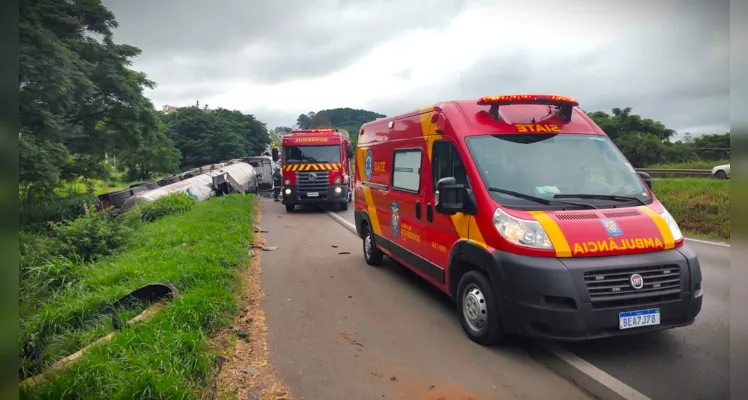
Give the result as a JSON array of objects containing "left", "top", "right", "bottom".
[
  {"left": 362, "top": 223, "right": 384, "bottom": 266},
  {"left": 285, "top": 204, "right": 295, "bottom": 212},
  {"left": 456, "top": 270, "right": 504, "bottom": 346}
]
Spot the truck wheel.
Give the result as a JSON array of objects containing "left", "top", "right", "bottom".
[
  {"left": 456, "top": 271, "right": 504, "bottom": 346},
  {"left": 715, "top": 170, "right": 727, "bottom": 180},
  {"left": 285, "top": 204, "right": 295, "bottom": 212},
  {"left": 339, "top": 202, "right": 348, "bottom": 211},
  {"left": 363, "top": 223, "right": 384, "bottom": 266}
]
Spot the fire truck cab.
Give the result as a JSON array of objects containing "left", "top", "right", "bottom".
[
  {"left": 354, "top": 94, "right": 702, "bottom": 345},
  {"left": 281, "top": 129, "right": 354, "bottom": 212}
]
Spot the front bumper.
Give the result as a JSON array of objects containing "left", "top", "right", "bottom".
[
  {"left": 282, "top": 185, "right": 349, "bottom": 205},
  {"left": 491, "top": 245, "right": 703, "bottom": 341}
]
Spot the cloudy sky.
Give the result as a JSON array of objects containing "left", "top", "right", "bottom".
[{"left": 103, "top": 0, "right": 728, "bottom": 137}]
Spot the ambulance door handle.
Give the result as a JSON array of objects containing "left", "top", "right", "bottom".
[
  {"left": 415, "top": 200, "right": 422, "bottom": 220},
  {"left": 426, "top": 203, "right": 433, "bottom": 223}
]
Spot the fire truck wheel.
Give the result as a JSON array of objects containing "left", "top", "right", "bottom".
[
  {"left": 285, "top": 204, "right": 295, "bottom": 212},
  {"left": 456, "top": 270, "right": 504, "bottom": 345},
  {"left": 362, "top": 223, "right": 384, "bottom": 266}
]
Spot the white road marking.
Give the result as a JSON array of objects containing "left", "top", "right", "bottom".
[
  {"left": 686, "top": 237, "right": 730, "bottom": 247},
  {"left": 324, "top": 210, "right": 650, "bottom": 400},
  {"left": 540, "top": 342, "right": 651, "bottom": 400}
]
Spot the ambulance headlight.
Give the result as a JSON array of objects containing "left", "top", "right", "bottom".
[
  {"left": 493, "top": 208, "right": 553, "bottom": 250},
  {"left": 284, "top": 179, "right": 290, "bottom": 185},
  {"left": 334, "top": 176, "right": 342, "bottom": 184},
  {"left": 660, "top": 208, "right": 683, "bottom": 241}
]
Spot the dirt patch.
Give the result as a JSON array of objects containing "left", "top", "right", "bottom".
[{"left": 212, "top": 199, "right": 293, "bottom": 400}]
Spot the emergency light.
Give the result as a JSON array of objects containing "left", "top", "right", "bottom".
[
  {"left": 477, "top": 94, "right": 579, "bottom": 122},
  {"left": 291, "top": 129, "right": 338, "bottom": 134}
]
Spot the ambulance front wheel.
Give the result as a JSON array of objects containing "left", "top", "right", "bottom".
[
  {"left": 457, "top": 270, "right": 504, "bottom": 346},
  {"left": 362, "top": 223, "right": 384, "bottom": 266}
]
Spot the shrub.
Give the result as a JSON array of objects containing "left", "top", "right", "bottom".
[
  {"left": 138, "top": 192, "right": 198, "bottom": 222},
  {"left": 52, "top": 210, "right": 132, "bottom": 261},
  {"left": 20, "top": 193, "right": 98, "bottom": 232}
]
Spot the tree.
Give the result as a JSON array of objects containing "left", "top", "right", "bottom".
[
  {"left": 164, "top": 106, "right": 270, "bottom": 168},
  {"left": 19, "top": 0, "right": 168, "bottom": 199},
  {"left": 119, "top": 120, "right": 181, "bottom": 180},
  {"left": 296, "top": 114, "right": 312, "bottom": 129}
]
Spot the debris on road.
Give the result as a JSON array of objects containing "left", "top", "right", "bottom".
[{"left": 337, "top": 251, "right": 350, "bottom": 255}]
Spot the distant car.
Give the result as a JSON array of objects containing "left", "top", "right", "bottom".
[{"left": 711, "top": 164, "right": 730, "bottom": 179}]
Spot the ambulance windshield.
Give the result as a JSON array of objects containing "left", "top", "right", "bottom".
[
  {"left": 284, "top": 145, "right": 341, "bottom": 163},
  {"left": 466, "top": 134, "right": 650, "bottom": 207}
]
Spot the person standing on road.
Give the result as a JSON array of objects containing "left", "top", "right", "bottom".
[{"left": 272, "top": 168, "right": 282, "bottom": 201}]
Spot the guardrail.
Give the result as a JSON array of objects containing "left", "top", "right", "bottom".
[{"left": 636, "top": 168, "right": 712, "bottom": 176}]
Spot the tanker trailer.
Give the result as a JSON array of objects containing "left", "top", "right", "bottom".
[{"left": 121, "top": 162, "right": 258, "bottom": 212}]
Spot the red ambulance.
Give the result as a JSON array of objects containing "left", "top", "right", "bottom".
[
  {"left": 353, "top": 94, "right": 703, "bottom": 344},
  {"left": 281, "top": 129, "right": 354, "bottom": 212}
]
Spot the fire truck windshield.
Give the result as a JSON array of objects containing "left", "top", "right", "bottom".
[
  {"left": 466, "top": 133, "right": 650, "bottom": 207},
  {"left": 284, "top": 145, "right": 341, "bottom": 163}
]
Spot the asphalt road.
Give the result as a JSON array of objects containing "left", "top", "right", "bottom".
[
  {"left": 332, "top": 206, "right": 729, "bottom": 400},
  {"left": 259, "top": 202, "right": 593, "bottom": 400}
]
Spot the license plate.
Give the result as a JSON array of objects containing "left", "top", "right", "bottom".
[
  {"left": 619, "top": 308, "right": 660, "bottom": 330},
  {"left": 307, "top": 192, "right": 319, "bottom": 197}
]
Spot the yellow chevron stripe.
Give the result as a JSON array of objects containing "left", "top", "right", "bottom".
[
  {"left": 311, "top": 164, "right": 320, "bottom": 171},
  {"left": 529, "top": 211, "right": 572, "bottom": 257}
]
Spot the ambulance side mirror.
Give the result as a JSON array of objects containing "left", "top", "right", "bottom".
[
  {"left": 638, "top": 171, "right": 652, "bottom": 190},
  {"left": 346, "top": 144, "right": 354, "bottom": 159},
  {"left": 435, "top": 177, "right": 468, "bottom": 215}
]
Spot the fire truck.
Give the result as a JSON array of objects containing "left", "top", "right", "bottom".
[{"left": 280, "top": 128, "right": 354, "bottom": 212}]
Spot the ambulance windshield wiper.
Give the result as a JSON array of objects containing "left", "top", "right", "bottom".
[
  {"left": 553, "top": 193, "right": 646, "bottom": 206},
  {"left": 487, "top": 187, "right": 596, "bottom": 209}
]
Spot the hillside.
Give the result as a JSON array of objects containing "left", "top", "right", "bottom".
[{"left": 296, "top": 108, "right": 386, "bottom": 141}]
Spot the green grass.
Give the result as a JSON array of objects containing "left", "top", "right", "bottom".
[
  {"left": 20, "top": 194, "right": 256, "bottom": 399},
  {"left": 654, "top": 178, "right": 729, "bottom": 239},
  {"left": 649, "top": 159, "right": 729, "bottom": 170}
]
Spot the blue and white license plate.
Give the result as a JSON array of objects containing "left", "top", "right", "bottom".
[
  {"left": 306, "top": 192, "right": 319, "bottom": 197},
  {"left": 619, "top": 308, "right": 660, "bottom": 330}
]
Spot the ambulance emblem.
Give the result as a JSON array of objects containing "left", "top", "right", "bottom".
[
  {"left": 600, "top": 218, "right": 623, "bottom": 237},
  {"left": 364, "top": 150, "right": 373, "bottom": 181},
  {"left": 390, "top": 202, "right": 400, "bottom": 237}
]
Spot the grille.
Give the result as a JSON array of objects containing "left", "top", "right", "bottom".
[
  {"left": 555, "top": 212, "right": 598, "bottom": 220},
  {"left": 296, "top": 170, "right": 330, "bottom": 192},
  {"left": 602, "top": 209, "right": 641, "bottom": 218},
  {"left": 584, "top": 264, "right": 682, "bottom": 309}
]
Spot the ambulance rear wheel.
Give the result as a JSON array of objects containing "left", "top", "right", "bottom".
[
  {"left": 285, "top": 204, "right": 295, "bottom": 212},
  {"left": 363, "top": 223, "right": 384, "bottom": 266},
  {"left": 457, "top": 271, "right": 504, "bottom": 346}
]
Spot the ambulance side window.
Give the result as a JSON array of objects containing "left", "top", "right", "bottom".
[
  {"left": 432, "top": 140, "right": 469, "bottom": 190},
  {"left": 391, "top": 149, "right": 423, "bottom": 193}
]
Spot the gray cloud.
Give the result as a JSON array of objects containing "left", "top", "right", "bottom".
[
  {"left": 104, "top": 0, "right": 467, "bottom": 84},
  {"left": 367, "top": 1, "right": 729, "bottom": 134}
]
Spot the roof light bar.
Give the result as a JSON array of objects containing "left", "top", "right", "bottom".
[
  {"left": 291, "top": 129, "right": 338, "bottom": 133},
  {"left": 477, "top": 94, "right": 578, "bottom": 106},
  {"left": 477, "top": 94, "right": 579, "bottom": 122}
]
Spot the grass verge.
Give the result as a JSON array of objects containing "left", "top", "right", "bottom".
[
  {"left": 648, "top": 159, "right": 728, "bottom": 170},
  {"left": 655, "top": 178, "right": 729, "bottom": 239},
  {"left": 20, "top": 194, "right": 255, "bottom": 399}
]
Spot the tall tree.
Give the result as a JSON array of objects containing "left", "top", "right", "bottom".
[{"left": 19, "top": 0, "right": 176, "bottom": 199}]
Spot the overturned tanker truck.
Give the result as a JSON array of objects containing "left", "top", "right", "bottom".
[{"left": 111, "top": 162, "right": 258, "bottom": 213}]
